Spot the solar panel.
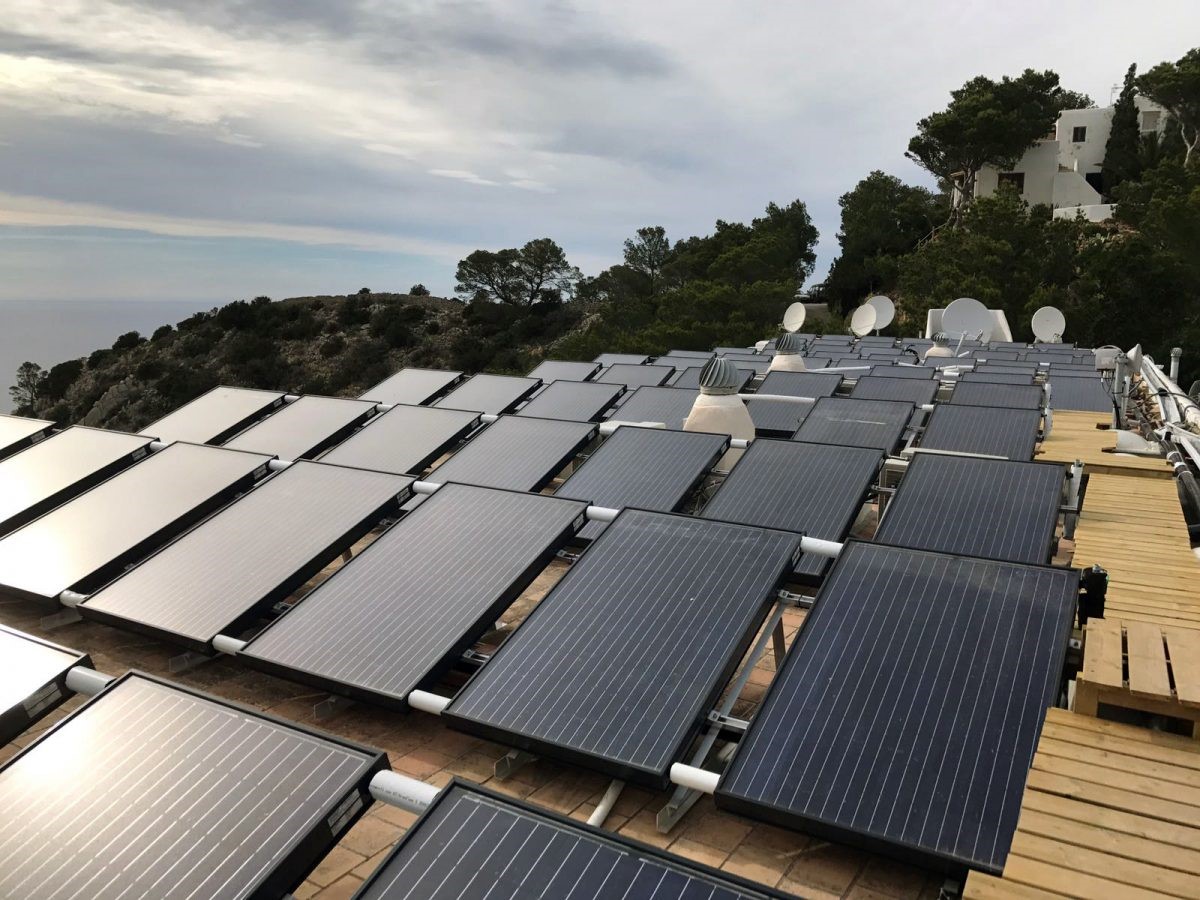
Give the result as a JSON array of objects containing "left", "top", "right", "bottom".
[
  {"left": 662, "top": 349, "right": 714, "bottom": 360},
  {"left": 608, "top": 386, "right": 698, "bottom": 429},
  {"left": 223, "top": 396, "right": 378, "bottom": 460},
  {"left": 596, "top": 363, "right": 674, "bottom": 388},
  {"left": 718, "top": 355, "right": 771, "bottom": 375},
  {"left": 355, "top": 782, "right": 785, "bottom": 900},
  {"left": 875, "top": 454, "right": 1063, "bottom": 564},
  {"left": 746, "top": 397, "right": 814, "bottom": 437},
  {"left": 137, "top": 386, "right": 286, "bottom": 444},
  {"left": 444, "top": 510, "right": 801, "bottom": 785},
  {"left": 0, "top": 414, "right": 52, "bottom": 460},
  {"left": 715, "top": 541, "right": 1078, "bottom": 873},
  {"left": 0, "top": 624, "right": 89, "bottom": 744},
  {"left": 0, "top": 426, "right": 154, "bottom": 537},
  {"left": 950, "top": 381, "right": 1043, "bottom": 410},
  {"left": 81, "top": 462, "right": 412, "bottom": 652},
  {"left": 516, "top": 380, "right": 624, "bottom": 422},
  {"left": 758, "top": 370, "right": 842, "bottom": 399},
  {"left": 795, "top": 356, "right": 830, "bottom": 369},
  {"left": 702, "top": 439, "right": 881, "bottom": 579},
  {"left": 867, "top": 365, "right": 934, "bottom": 380},
  {"left": 714, "top": 346, "right": 755, "bottom": 355},
  {"left": 959, "top": 371, "right": 1035, "bottom": 385},
  {"left": 671, "top": 365, "right": 753, "bottom": 390},
  {"left": 424, "top": 416, "right": 595, "bottom": 492},
  {"left": 319, "top": 405, "right": 481, "bottom": 475},
  {"left": 360, "top": 367, "right": 463, "bottom": 405},
  {"left": 974, "top": 362, "right": 1040, "bottom": 375},
  {"left": 556, "top": 426, "right": 727, "bottom": 540},
  {"left": 792, "top": 397, "right": 914, "bottom": 454},
  {"left": 433, "top": 374, "right": 540, "bottom": 415},
  {"left": 241, "top": 484, "right": 587, "bottom": 707},
  {"left": 526, "top": 360, "right": 601, "bottom": 382},
  {"left": 1046, "top": 374, "right": 1113, "bottom": 412},
  {"left": 593, "top": 353, "right": 649, "bottom": 366},
  {"left": 0, "top": 673, "right": 385, "bottom": 898},
  {"left": 919, "top": 404, "right": 1041, "bottom": 461},
  {"left": 0, "top": 443, "right": 269, "bottom": 603},
  {"left": 850, "top": 375, "right": 938, "bottom": 405}
]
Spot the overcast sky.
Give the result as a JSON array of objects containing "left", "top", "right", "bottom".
[{"left": 1, "top": 1, "right": 1196, "bottom": 304}]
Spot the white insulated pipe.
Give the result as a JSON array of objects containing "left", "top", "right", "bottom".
[
  {"left": 410, "top": 480, "right": 624, "bottom": 523},
  {"left": 149, "top": 440, "right": 170, "bottom": 451},
  {"left": 267, "top": 459, "right": 293, "bottom": 472},
  {"left": 599, "top": 420, "right": 666, "bottom": 435},
  {"left": 799, "top": 536, "right": 843, "bottom": 559},
  {"left": 65, "top": 666, "right": 114, "bottom": 696},
  {"left": 587, "top": 780, "right": 625, "bottom": 827},
  {"left": 669, "top": 763, "right": 719, "bottom": 795},
  {"left": 408, "top": 690, "right": 452, "bottom": 715},
  {"left": 213, "top": 634, "right": 247, "bottom": 655},
  {"left": 58, "top": 589, "right": 88, "bottom": 608},
  {"left": 369, "top": 770, "right": 440, "bottom": 813}
]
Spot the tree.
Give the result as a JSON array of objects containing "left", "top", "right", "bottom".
[
  {"left": 1138, "top": 48, "right": 1200, "bottom": 166},
  {"left": 9, "top": 361, "right": 44, "bottom": 410},
  {"left": 906, "top": 69, "right": 1085, "bottom": 221},
  {"left": 1103, "top": 64, "right": 1142, "bottom": 195},
  {"left": 622, "top": 226, "right": 671, "bottom": 293},
  {"left": 454, "top": 238, "right": 582, "bottom": 306},
  {"left": 408, "top": 283, "right": 431, "bottom": 296}
]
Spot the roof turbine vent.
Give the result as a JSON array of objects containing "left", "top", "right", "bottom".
[
  {"left": 698, "top": 357, "right": 742, "bottom": 396},
  {"left": 774, "top": 332, "right": 805, "bottom": 355}
]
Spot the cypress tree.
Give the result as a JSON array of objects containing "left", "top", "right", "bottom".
[{"left": 1102, "top": 64, "right": 1141, "bottom": 197}]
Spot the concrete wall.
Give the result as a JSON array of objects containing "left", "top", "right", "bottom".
[
  {"left": 1055, "top": 107, "right": 1112, "bottom": 174},
  {"left": 975, "top": 139, "right": 1058, "bottom": 206},
  {"left": 1052, "top": 170, "right": 1102, "bottom": 208},
  {"left": 1053, "top": 203, "right": 1115, "bottom": 222}
]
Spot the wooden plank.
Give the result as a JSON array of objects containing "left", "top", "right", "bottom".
[
  {"left": 1081, "top": 619, "right": 1123, "bottom": 689},
  {"left": 1033, "top": 752, "right": 1200, "bottom": 809},
  {"left": 1016, "top": 807, "right": 1200, "bottom": 875},
  {"left": 1168, "top": 628, "right": 1200, "bottom": 709},
  {"left": 1127, "top": 621, "right": 1174, "bottom": 701},
  {"left": 1009, "top": 832, "right": 1200, "bottom": 897},
  {"left": 1022, "top": 789, "right": 1200, "bottom": 853},
  {"left": 963, "top": 873, "right": 1069, "bottom": 900},
  {"left": 1044, "top": 710, "right": 1200, "bottom": 761},
  {"left": 1000, "top": 855, "right": 1174, "bottom": 899},
  {"left": 1037, "top": 736, "right": 1200, "bottom": 788},
  {"left": 1027, "top": 767, "right": 1200, "bottom": 827}
]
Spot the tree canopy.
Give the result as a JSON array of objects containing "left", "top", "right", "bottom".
[
  {"left": 454, "top": 238, "right": 582, "bottom": 306},
  {"left": 1138, "top": 48, "right": 1200, "bottom": 166},
  {"left": 1103, "top": 64, "right": 1142, "bottom": 196}
]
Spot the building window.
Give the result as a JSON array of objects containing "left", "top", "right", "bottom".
[
  {"left": 1072, "top": 125, "right": 1087, "bottom": 142},
  {"left": 1141, "top": 110, "right": 1160, "bottom": 132},
  {"left": 998, "top": 172, "right": 1025, "bottom": 193}
]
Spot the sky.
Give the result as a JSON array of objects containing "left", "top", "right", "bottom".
[{"left": 0, "top": 1, "right": 1197, "bottom": 305}]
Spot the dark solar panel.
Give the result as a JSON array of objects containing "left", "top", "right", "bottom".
[
  {"left": 746, "top": 397, "right": 814, "bottom": 437},
  {"left": 716, "top": 541, "right": 1078, "bottom": 873},
  {"left": 241, "top": 484, "right": 586, "bottom": 707},
  {"left": 81, "top": 462, "right": 412, "bottom": 652},
  {"left": 0, "top": 414, "right": 52, "bottom": 460},
  {"left": 0, "top": 443, "right": 269, "bottom": 602},
  {"left": 516, "top": 380, "right": 624, "bottom": 422},
  {"left": 959, "top": 372, "right": 1036, "bottom": 385},
  {"left": 702, "top": 439, "right": 881, "bottom": 579},
  {"left": 718, "top": 356, "right": 771, "bottom": 375},
  {"left": 556, "top": 426, "right": 727, "bottom": 540},
  {"left": 671, "top": 365, "right": 753, "bottom": 390},
  {"left": 974, "top": 363, "right": 1040, "bottom": 375},
  {"left": 919, "top": 404, "right": 1041, "bottom": 461},
  {"left": 950, "top": 381, "right": 1043, "bottom": 410},
  {"left": 608, "top": 386, "right": 698, "bottom": 429},
  {"left": 0, "top": 673, "right": 384, "bottom": 898},
  {"left": 138, "top": 386, "right": 286, "bottom": 444},
  {"left": 433, "top": 374, "right": 540, "bottom": 415},
  {"left": 792, "top": 397, "right": 914, "bottom": 454},
  {"left": 0, "top": 426, "right": 154, "bottom": 537},
  {"left": 850, "top": 375, "right": 938, "bottom": 405},
  {"left": 1046, "top": 374, "right": 1113, "bottom": 412},
  {"left": 223, "top": 396, "right": 378, "bottom": 460},
  {"left": 795, "top": 356, "right": 831, "bottom": 369},
  {"left": 424, "top": 416, "right": 595, "bottom": 492},
  {"left": 593, "top": 353, "right": 649, "bottom": 366},
  {"left": 758, "top": 370, "right": 843, "bottom": 398},
  {"left": 662, "top": 349, "right": 714, "bottom": 360},
  {"left": 0, "top": 625, "right": 89, "bottom": 744},
  {"left": 875, "top": 454, "right": 1063, "bottom": 564},
  {"left": 526, "top": 360, "right": 601, "bottom": 382},
  {"left": 360, "top": 367, "right": 463, "bottom": 405},
  {"left": 355, "top": 782, "right": 784, "bottom": 900},
  {"left": 445, "top": 510, "right": 800, "bottom": 785},
  {"left": 596, "top": 363, "right": 674, "bottom": 388},
  {"left": 867, "top": 365, "right": 934, "bottom": 380},
  {"left": 319, "top": 405, "right": 480, "bottom": 475}
]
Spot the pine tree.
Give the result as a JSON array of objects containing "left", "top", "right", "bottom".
[{"left": 1102, "top": 64, "right": 1141, "bottom": 197}]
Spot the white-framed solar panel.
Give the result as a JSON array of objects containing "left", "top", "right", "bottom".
[
  {"left": 137, "top": 386, "right": 286, "bottom": 444},
  {"left": 0, "top": 624, "right": 90, "bottom": 744},
  {"left": 222, "top": 395, "right": 378, "bottom": 460},
  {"left": 360, "top": 367, "right": 463, "bottom": 406}
]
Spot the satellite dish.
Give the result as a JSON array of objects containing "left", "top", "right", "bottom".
[
  {"left": 1127, "top": 343, "right": 1143, "bottom": 372},
  {"left": 782, "top": 302, "right": 807, "bottom": 333},
  {"left": 1031, "top": 306, "right": 1067, "bottom": 342},
  {"left": 849, "top": 305, "right": 877, "bottom": 337},
  {"left": 943, "top": 297, "right": 993, "bottom": 342},
  {"left": 865, "top": 295, "right": 895, "bottom": 330}
]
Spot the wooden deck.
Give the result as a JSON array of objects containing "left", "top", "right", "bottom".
[
  {"left": 1036, "top": 411, "right": 1173, "bottom": 478},
  {"left": 963, "top": 708, "right": 1200, "bottom": 899},
  {"left": 1071, "top": 473, "right": 1200, "bottom": 629}
]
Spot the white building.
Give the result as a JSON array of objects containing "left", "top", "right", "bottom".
[{"left": 971, "top": 98, "right": 1165, "bottom": 221}]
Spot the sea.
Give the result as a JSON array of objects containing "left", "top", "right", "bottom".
[{"left": 0, "top": 298, "right": 212, "bottom": 413}]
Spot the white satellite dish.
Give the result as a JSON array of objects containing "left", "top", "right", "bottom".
[
  {"left": 942, "top": 297, "right": 993, "bottom": 342},
  {"left": 1127, "top": 343, "right": 1143, "bottom": 372},
  {"left": 1031, "top": 306, "right": 1067, "bottom": 342},
  {"left": 849, "top": 305, "right": 877, "bottom": 337},
  {"left": 865, "top": 295, "right": 895, "bottom": 330},
  {"left": 782, "top": 302, "right": 807, "bottom": 333}
]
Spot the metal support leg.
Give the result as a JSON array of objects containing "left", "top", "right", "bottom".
[
  {"left": 340, "top": 548, "right": 353, "bottom": 563},
  {"left": 772, "top": 618, "right": 787, "bottom": 669},
  {"left": 168, "top": 649, "right": 216, "bottom": 674},
  {"left": 314, "top": 694, "right": 356, "bottom": 720},
  {"left": 494, "top": 749, "right": 537, "bottom": 779},
  {"left": 40, "top": 608, "right": 82, "bottom": 630}
]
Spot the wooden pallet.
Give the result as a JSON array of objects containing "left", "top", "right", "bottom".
[
  {"left": 963, "top": 708, "right": 1200, "bottom": 899},
  {"left": 1075, "top": 619, "right": 1200, "bottom": 737},
  {"left": 1036, "top": 411, "right": 1173, "bottom": 478}
]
